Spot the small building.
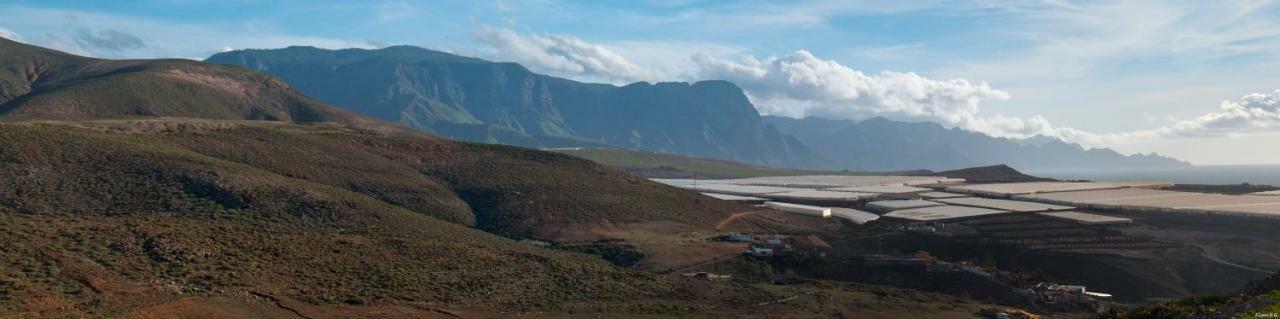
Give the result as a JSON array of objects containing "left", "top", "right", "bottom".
[
  {"left": 764, "top": 201, "right": 833, "bottom": 218},
  {"left": 1032, "top": 282, "right": 1111, "bottom": 304},
  {"left": 722, "top": 232, "right": 753, "bottom": 242},
  {"left": 764, "top": 234, "right": 786, "bottom": 248},
  {"left": 745, "top": 246, "right": 774, "bottom": 257},
  {"left": 682, "top": 272, "right": 733, "bottom": 281}
]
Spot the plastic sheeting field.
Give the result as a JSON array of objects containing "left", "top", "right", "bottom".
[
  {"left": 933, "top": 197, "right": 1074, "bottom": 212},
  {"left": 701, "top": 175, "right": 964, "bottom": 188},
  {"left": 1018, "top": 189, "right": 1280, "bottom": 218},
  {"left": 882, "top": 205, "right": 1012, "bottom": 222},
  {"left": 866, "top": 199, "right": 945, "bottom": 213},
  {"left": 920, "top": 191, "right": 968, "bottom": 199},
  {"left": 946, "top": 181, "right": 1174, "bottom": 197},
  {"left": 681, "top": 183, "right": 808, "bottom": 196},
  {"left": 826, "top": 185, "right": 932, "bottom": 194},
  {"left": 1038, "top": 211, "right": 1133, "bottom": 225},
  {"left": 700, "top": 193, "right": 768, "bottom": 203},
  {"left": 763, "top": 190, "right": 879, "bottom": 202},
  {"left": 830, "top": 208, "right": 881, "bottom": 224}
]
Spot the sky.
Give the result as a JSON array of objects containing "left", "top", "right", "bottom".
[{"left": 1, "top": 0, "right": 1278, "bottom": 165}]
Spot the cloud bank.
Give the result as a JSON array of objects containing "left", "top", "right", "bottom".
[
  {"left": 1165, "top": 90, "right": 1280, "bottom": 138},
  {"left": 473, "top": 25, "right": 661, "bottom": 83},
  {"left": 1065, "top": 90, "right": 1280, "bottom": 146},
  {"left": 690, "top": 50, "right": 1028, "bottom": 136}
]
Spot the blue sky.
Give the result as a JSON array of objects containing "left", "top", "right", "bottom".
[{"left": 2, "top": 0, "right": 1279, "bottom": 164}]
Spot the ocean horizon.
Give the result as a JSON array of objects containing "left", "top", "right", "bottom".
[{"left": 1025, "top": 164, "right": 1280, "bottom": 186}]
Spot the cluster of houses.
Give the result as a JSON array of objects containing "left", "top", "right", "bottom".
[{"left": 720, "top": 232, "right": 833, "bottom": 258}]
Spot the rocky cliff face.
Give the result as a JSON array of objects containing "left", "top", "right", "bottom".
[{"left": 208, "top": 46, "right": 822, "bottom": 168}]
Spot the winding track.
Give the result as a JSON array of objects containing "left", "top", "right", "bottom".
[{"left": 1192, "top": 243, "right": 1273, "bottom": 274}]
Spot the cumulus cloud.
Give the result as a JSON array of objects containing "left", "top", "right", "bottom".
[
  {"left": 1028, "top": 89, "right": 1280, "bottom": 150},
  {"left": 73, "top": 28, "right": 146, "bottom": 51},
  {"left": 0, "top": 26, "right": 21, "bottom": 42},
  {"left": 1166, "top": 90, "right": 1280, "bottom": 137},
  {"left": 1113, "top": 90, "right": 1280, "bottom": 139},
  {"left": 692, "top": 50, "right": 1027, "bottom": 136},
  {"left": 472, "top": 25, "right": 663, "bottom": 83}
]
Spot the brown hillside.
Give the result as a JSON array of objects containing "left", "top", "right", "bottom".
[
  {"left": 0, "top": 120, "right": 737, "bottom": 315},
  {"left": 930, "top": 164, "right": 1054, "bottom": 183},
  {"left": 0, "top": 38, "right": 391, "bottom": 131}
]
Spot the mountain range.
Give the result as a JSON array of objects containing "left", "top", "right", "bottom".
[
  {"left": 763, "top": 116, "right": 1189, "bottom": 171},
  {"left": 206, "top": 46, "right": 820, "bottom": 168},
  {"left": 208, "top": 45, "right": 1189, "bottom": 171}
]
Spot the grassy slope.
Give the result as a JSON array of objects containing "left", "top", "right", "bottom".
[
  {"left": 0, "top": 120, "right": 999, "bottom": 317},
  {"left": 0, "top": 120, "right": 707, "bottom": 315},
  {"left": 0, "top": 38, "right": 389, "bottom": 131}
]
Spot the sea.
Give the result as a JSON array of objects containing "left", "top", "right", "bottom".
[{"left": 1024, "top": 165, "right": 1280, "bottom": 186}]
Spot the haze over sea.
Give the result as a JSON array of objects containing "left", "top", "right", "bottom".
[{"left": 1026, "top": 165, "right": 1280, "bottom": 186}]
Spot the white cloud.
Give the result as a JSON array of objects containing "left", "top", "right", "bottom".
[
  {"left": 691, "top": 50, "right": 1038, "bottom": 136},
  {"left": 0, "top": 25, "right": 21, "bottom": 42},
  {"left": 1019, "top": 89, "right": 1280, "bottom": 153},
  {"left": 1164, "top": 90, "right": 1280, "bottom": 137},
  {"left": 1104, "top": 90, "right": 1280, "bottom": 139},
  {"left": 472, "top": 25, "right": 665, "bottom": 83}
]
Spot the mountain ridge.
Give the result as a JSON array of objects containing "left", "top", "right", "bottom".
[
  {"left": 763, "top": 115, "right": 1190, "bottom": 171},
  {"left": 208, "top": 44, "right": 1190, "bottom": 171},
  {"left": 207, "top": 45, "right": 825, "bottom": 168}
]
